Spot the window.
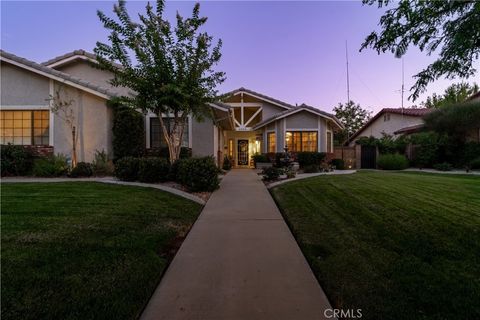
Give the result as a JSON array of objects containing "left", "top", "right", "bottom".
[
  {"left": 267, "top": 132, "right": 276, "bottom": 153},
  {"left": 0, "top": 110, "right": 49, "bottom": 145},
  {"left": 384, "top": 113, "right": 390, "bottom": 121},
  {"left": 150, "top": 117, "right": 189, "bottom": 148},
  {"left": 285, "top": 131, "right": 318, "bottom": 152},
  {"left": 228, "top": 139, "right": 234, "bottom": 157}
]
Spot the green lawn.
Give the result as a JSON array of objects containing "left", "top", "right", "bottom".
[
  {"left": 271, "top": 171, "right": 480, "bottom": 320},
  {"left": 1, "top": 182, "right": 202, "bottom": 320}
]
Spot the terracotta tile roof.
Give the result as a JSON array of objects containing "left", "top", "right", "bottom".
[{"left": 0, "top": 50, "right": 119, "bottom": 98}]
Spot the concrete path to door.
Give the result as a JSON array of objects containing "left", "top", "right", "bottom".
[{"left": 140, "top": 169, "right": 332, "bottom": 320}]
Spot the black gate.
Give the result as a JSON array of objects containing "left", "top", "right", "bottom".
[{"left": 361, "top": 145, "right": 376, "bottom": 169}]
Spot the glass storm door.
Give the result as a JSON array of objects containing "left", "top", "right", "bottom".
[{"left": 237, "top": 140, "right": 249, "bottom": 166}]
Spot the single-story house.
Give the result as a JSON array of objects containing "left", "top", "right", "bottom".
[
  {"left": 0, "top": 49, "right": 343, "bottom": 167},
  {"left": 347, "top": 107, "right": 432, "bottom": 146}
]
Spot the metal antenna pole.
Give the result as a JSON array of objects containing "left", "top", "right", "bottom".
[{"left": 346, "top": 40, "right": 350, "bottom": 103}]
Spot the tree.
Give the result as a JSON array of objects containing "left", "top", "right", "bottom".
[
  {"left": 49, "top": 87, "right": 78, "bottom": 167},
  {"left": 94, "top": 0, "right": 225, "bottom": 162},
  {"left": 421, "top": 82, "right": 479, "bottom": 109},
  {"left": 361, "top": 0, "right": 480, "bottom": 101},
  {"left": 333, "top": 100, "right": 371, "bottom": 144}
]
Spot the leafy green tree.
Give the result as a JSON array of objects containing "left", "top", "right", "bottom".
[
  {"left": 94, "top": 0, "right": 225, "bottom": 162},
  {"left": 333, "top": 100, "right": 371, "bottom": 144},
  {"left": 361, "top": 0, "right": 480, "bottom": 101},
  {"left": 422, "top": 83, "right": 479, "bottom": 109}
]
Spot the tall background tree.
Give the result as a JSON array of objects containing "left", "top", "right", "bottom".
[
  {"left": 421, "top": 82, "right": 479, "bottom": 109},
  {"left": 94, "top": 0, "right": 225, "bottom": 162},
  {"left": 361, "top": 0, "right": 480, "bottom": 101},
  {"left": 333, "top": 100, "right": 371, "bottom": 145}
]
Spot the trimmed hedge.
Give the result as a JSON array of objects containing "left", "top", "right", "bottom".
[
  {"left": 252, "top": 153, "right": 269, "bottom": 164},
  {"left": 470, "top": 157, "right": 480, "bottom": 169},
  {"left": 177, "top": 157, "right": 219, "bottom": 192},
  {"left": 303, "top": 164, "right": 320, "bottom": 173},
  {"left": 138, "top": 157, "right": 170, "bottom": 183},
  {"left": 377, "top": 153, "right": 409, "bottom": 170},
  {"left": 148, "top": 147, "right": 192, "bottom": 159},
  {"left": 1, "top": 144, "right": 34, "bottom": 176},
  {"left": 70, "top": 162, "right": 93, "bottom": 177},
  {"left": 296, "top": 152, "right": 326, "bottom": 168},
  {"left": 114, "top": 157, "right": 140, "bottom": 181}
]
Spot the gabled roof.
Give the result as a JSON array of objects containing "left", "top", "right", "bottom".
[
  {"left": 222, "top": 87, "right": 294, "bottom": 110},
  {"left": 347, "top": 107, "right": 432, "bottom": 144},
  {"left": 0, "top": 50, "right": 118, "bottom": 99},
  {"left": 394, "top": 124, "right": 425, "bottom": 135},
  {"left": 252, "top": 103, "right": 343, "bottom": 130},
  {"left": 42, "top": 49, "right": 97, "bottom": 67}
]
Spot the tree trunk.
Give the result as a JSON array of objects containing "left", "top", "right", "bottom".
[
  {"left": 157, "top": 114, "right": 186, "bottom": 164},
  {"left": 72, "top": 126, "right": 78, "bottom": 167}
]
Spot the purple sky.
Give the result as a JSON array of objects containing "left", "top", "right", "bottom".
[{"left": 2, "top": 1, "right": 478, "bottom": 114}]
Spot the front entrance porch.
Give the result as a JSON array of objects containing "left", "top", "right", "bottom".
[{"left": 225, "top": 130, "right": 262, "bottom": 168}]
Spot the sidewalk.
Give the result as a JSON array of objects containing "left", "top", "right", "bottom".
[{"left": 140, "top": 169, "right": 332, "bottom": 320}]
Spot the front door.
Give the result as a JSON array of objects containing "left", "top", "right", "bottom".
[{"left": 237, "top": 140, "right": 249, "bottom": 166}]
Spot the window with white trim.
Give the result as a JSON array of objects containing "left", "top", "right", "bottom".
[
  {"left": 0, "top": 110, "right": 49, "bottom": 145},
  {"left": 150, "top": 117, "right": 189, "bottom": 148}
]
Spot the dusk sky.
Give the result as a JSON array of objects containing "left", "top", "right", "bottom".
[{"left": 2, "top": 1, "right": 478, "bottom": 114}]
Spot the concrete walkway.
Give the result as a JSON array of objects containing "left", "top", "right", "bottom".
[{"left": 140, "top": 169, "right": 332, "bottom": 320}]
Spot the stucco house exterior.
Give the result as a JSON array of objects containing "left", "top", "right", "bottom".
[
  {"left": 1, "top": 49, "right": 342, "bottom": 167},
  {"left": 347, "top": 108, "right": 432, "bottom": 146}
]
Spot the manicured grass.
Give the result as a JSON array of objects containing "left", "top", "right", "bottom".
[
  {"left": 271, "top": 171, "right": 480, "bottom": 320},
  {"left": 1, "top": 182, "right": 202, "bottom": 320}
]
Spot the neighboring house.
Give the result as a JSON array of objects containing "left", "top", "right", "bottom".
[
  {"left": 347, "top": 108, "right": 432, "bottom": 146},
  {"left": 0, "top": 49, "right": 342, "bottom": 167}
]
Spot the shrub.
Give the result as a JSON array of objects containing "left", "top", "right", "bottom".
[
  {"left": 138, "top": 157, "right": 170, "bottom": 183},
  {"left": 433, "top": 162, "right": 453, "bottom": 171},
  {"left": 303, "top": 164, "right": 320, "bottom": 173},
  {"left": 296, "top": 152, "right": 326, "bottom": 168},
  {"left": 168, "top": 159, "right": 184, "bottom": 182},
  {"left": 177, "top": 157, "right": 220, "bottom": 192},
  {"left": 330, "top": 158, "right": 345, "bottom": 170},
  {"left": 92, "top": 149, "right": 114, "bottom": 176},
  {"left": 470, "top": 157, "right": 480, "bottom": 169},
  {"left": 114, "top": 157, "right": 140, "bottom": 181},
  {"left": 463, "top": 142, "right": 480, "bottom": 165},
  {"left": 377, "top": 153, "right": 409, "bottom": 170},
  {"left": 70, "top": 162, "right": 93, "bottom": 177},
  {"left": 112, "top": 105, "right": 145, "bottom": 160},
  {"left": 410, "top": 132, "right": 442, "bottom": 168},
  {"left": 148, "top": 147, "right": 192, "bottom": 159},
  {"left": 32, "top": 154, "right": 69, "bottom": 177},
  {"left": 262, "top": 167, "right": 283, "bottom": 181},
  {"left": 252, "top": 153, "right": 269, "bottom": 165},
  {"left": 1, "top": 144, "right": 34, "bottom": 176},
  {"left": 222, "top": 156, "right": 232, "bottom": 170}
]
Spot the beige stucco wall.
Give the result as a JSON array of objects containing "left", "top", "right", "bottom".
[
  {"left": 285, "top": 110, "right": 318, "bottom": 129},
  {"left": 55, "top": 60, "right": 131, "bottom": 96},
  {"left": 52, "top": 82, "right": 113, "bottom": 162},
  {"left": 1, "top": 62, "right": 50, "bottom": 105},
  {"left": 349, "top": 113, "right": 424, "bottom": 146}
]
